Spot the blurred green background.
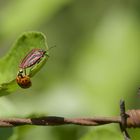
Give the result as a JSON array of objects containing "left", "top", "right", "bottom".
[{"left": 0, "top": 0, "right": 140, "bottom": 140}]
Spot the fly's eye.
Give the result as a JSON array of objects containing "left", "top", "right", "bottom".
[{"left": 16, "top": 75, "right": 32, "bottom": 89}]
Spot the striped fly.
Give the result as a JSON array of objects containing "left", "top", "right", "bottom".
[{"left": 19, "top": 48, "right": 47, "bottom": 69}]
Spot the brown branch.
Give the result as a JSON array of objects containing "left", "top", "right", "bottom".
[
  {"left": 0, "top": 100, "right": 140, "bottom": 140},
  {"left": 0, "top": 116, "right": 121, "bottom": 127},
  {"left": 0, "top": 110, "right": 139, "bottom": 128}
]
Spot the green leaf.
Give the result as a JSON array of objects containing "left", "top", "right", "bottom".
[
  {"left": 79, "top": 127, "right": 123, "bottom": 140},
  {"left": 0, "top": 31, "right": 48, "bottom": 96}
]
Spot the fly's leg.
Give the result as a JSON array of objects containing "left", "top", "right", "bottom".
[{"left": 24, "top": 69, "right": 26, "bottom": 75}]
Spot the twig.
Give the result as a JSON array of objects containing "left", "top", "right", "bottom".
[
  {"left": 0, "top": 116, "right": 121, "bottom": 127},
  {"left": 0, "top": 100, "right": 140, "bottom": 140}
]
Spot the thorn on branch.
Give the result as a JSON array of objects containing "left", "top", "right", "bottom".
[{"left": 119, "top": 99, "right": 131, "bottom": 140}]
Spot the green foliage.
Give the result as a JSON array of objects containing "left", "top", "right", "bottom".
[
  {"left": 0, "top": 32, "right": 48, "bottom": 96},
  {"left": 79, "top": 127, "right": 123, "bottom": 140},
  {"left": 0, "top": 0, "right": 70, "bottom": 38},
  {"left": 0, "top": 0, "right": 140, "bottom": 140}
]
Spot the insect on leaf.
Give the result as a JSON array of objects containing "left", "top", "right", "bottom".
[{"left": 0, "top": 31, "right": 49, "bottom": 96}]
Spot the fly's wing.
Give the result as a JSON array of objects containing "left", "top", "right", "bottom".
[
  {"left": 24, "top": 51, "right": 44, "bottom": 68},
  {"left": 19, "top": 48, "right": 41, "bottom": 68}
]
